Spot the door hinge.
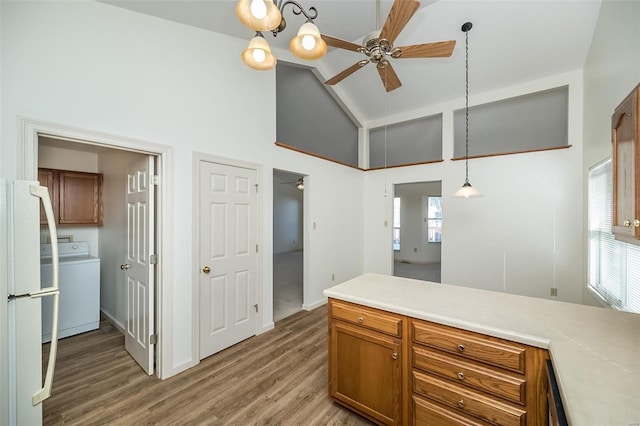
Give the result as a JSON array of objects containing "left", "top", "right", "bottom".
[
  {"left": 151, "top": 175, "right": 160, "bottom": 185},
  {"left": 150, "top": 334, "right": 158, "bottom": 345},
  {"left": 254, "top": 304, "right": 259, "bottom": 313},
  {"left": 150, "top": 254, "right": 158, "bottom": 265}
]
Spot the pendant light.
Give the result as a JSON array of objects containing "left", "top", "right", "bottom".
[
  {"left": 236, "top": 0, "right": 282, "bottom": 32},
  {"left": 454, "top": 22, "right": 482, "bottom": 198}
]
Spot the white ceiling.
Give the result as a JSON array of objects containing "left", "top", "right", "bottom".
[{"left": 103, "top": 0, "right": 602, "bottom": 123}]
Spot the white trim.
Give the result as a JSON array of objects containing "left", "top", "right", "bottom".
[
  {"left": 303, "top": 298, "right": 327, "bottom": 311},
  {"left": 192, "top": 152, "right": 264, "bottom": 362},
  {"left": 17, "top": 117, "right": 176, "bottom": 379},
  {"left": 100, "top": 308, "right": 125, "bottom": 333}
]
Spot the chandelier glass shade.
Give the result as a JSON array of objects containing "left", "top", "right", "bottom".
[
  {"left": 236, "top": 0, "right": 326, "bottom": 70},
  {"left": 236, "top": 0, "right": 282, "bottom": 32},
  {"left": 241, "top": 34, "right": 277, "bottom": 70}
]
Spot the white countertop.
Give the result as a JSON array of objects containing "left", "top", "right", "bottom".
[{"left": 324, "top": 273, "right": 640, "bottom": 425}]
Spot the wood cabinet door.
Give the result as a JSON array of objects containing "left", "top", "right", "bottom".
[
  {"left": 58, "top": 171, "right": 102, "bottom": 225},
  {"left": 612, "top": 84, "right": 639, "bottom": 242},
  {"left": 38, "top": 169, "right": 56, "bottom": 225},
  {"left": 330, "top": 321, "right": 402, "bottom": 425}
]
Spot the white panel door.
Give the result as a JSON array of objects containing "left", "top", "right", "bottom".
[
  {"left": 199, "top": 161, "right": 257, "bottom": 359},
  {"left": 124, "top": 157, "right": 155, "bottom": 375}
]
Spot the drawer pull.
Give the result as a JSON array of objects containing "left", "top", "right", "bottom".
[
  {"left": 392, "top": 352, "right": 398, "bottom": 360},
  {"left": 457, "top": 344, "right": 465, "bottom": 352},
  {"left": 458, "top": 399, "right": 465, "bottom": 408},
  {"left": 457, "top": 372, "right": 465, "bottom": 380},
  {"left": 357, "top": 316, "right": 364, "bottom": 323}
]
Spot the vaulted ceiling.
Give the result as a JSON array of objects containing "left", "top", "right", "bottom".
[{"left": 104, "top": 0, "right": 602, "bottom": 123}]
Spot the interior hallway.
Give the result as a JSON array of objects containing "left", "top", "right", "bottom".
[
  {"left": 273, "top": 250, "right": 303, "bottom": 322},
  {"left": 394, "top": 261, "right": 441, "bottom": 283}
]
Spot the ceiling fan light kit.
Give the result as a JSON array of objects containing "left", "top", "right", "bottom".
[
  {"left": 236, "top": 0, "right": 327, "bottom": 70},
  {"left": 454, "top": 21, "right": 482, "bottom": 198}
]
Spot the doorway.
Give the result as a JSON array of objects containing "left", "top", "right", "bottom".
[
  {"left": 272, "top": 169, "right": 304, "bottom": 322},
  {"left": 392, "top": 181, "right": 442, "bottom": 283},
  {"left": 37, "top": 135, "right": 159, "bottom": 373}
]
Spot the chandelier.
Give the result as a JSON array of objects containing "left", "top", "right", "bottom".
[{"left": 236, "top": 0, "right": 327, "bottom": 70}]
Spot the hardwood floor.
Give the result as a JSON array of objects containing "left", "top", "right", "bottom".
[{"left": 42, "top": 307, "right": 373, "bottom": 425}]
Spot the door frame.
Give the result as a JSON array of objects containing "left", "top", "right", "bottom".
[
  {"left": 192, "top": 152, "right": 263, "bottom": 361},
  {"left": 17, "top": 116, "right": 174, "bottom": 379}
]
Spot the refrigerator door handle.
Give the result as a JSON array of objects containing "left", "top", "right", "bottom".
[{"left": 29, "top": 184, "right": 60, "bottom": 406}]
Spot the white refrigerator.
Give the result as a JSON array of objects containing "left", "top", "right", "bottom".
[{"left": 1, "top": 179, "right": 60, "bottom": 426}]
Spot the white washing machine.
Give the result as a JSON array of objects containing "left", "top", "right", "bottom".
[{"left": 40, "top": 242, "right": 100, "bottom": 343}]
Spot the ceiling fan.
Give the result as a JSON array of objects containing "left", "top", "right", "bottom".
[{"left": 321, "top": 0, "right": 456, "bottom": 92}]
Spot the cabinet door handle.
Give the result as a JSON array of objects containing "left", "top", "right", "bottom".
[
  {"left": 391, "top": 352, "right": 398, "bottom": 360},
  {"left": 457, "top": 344, "right": 465, "bottom": 352},
  {"left": 457, "top": 372, "right": 465, "bottom": 380},
  {"left": 458, "top": 399, "right": 465, "bottom": 408},
  {"left": 357, "top": 316, "right": 364, "bottom": 323}
]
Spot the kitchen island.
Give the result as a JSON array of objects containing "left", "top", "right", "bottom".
[{"left": 324, "top": 273, "right": 640, "bottom": 425}]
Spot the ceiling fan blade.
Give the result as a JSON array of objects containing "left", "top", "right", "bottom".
[
  {"left": 395, "top": 40, "right": 456, "bottom": 58},
  {"left": 379, "top": 0, "right": 420, "bottom": 45},
  {"left": 321, "top": 34, "right": 363, "bottom": 52},
  {"left": 377, "top": 62, "right": 402, "bottom": 92},
  {"left": 325, "top": 62, "right": 368, "bottom": 85}
]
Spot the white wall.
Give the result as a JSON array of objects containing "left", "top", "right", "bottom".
[
  {"left": 394, "top": 181, "right": 442, "bottom": 264},
  {"left": 37, "top": 145, "right": 100, "bottom": 254},
  {"left": 1, "top": 1, "right": 364, "bottom": 378},
  {"left": 582, "top": 0, "right": 640, "bottom": 306},
  {"left": 363, "top": 70, "right": 585, "bottom": 304}
]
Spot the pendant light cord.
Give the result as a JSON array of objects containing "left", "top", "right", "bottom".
[{"left": 464, "top": 27, "right": 470, "bottom": 184}]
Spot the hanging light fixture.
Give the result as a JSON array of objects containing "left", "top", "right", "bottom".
[
  {"left": 237, "top": 0, "right": 327, "bottom": 70},
  {"left": 454, "top": 22, "right": 482, "bottom": 198}
]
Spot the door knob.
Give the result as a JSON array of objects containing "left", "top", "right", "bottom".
[
  {"left": 624, "top": 219, "right": 632, "bottom": 227},
  {"left": 120, "top": 264, "right": 131, "bottom": 270},
  {"left": 202, "top": 266, "right": 211, "bottom": 274}
]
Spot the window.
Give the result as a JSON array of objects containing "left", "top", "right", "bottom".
[
  {"left": 588, "top": 158, "right": 640, "bottom": 313},
  {"left": 393, "top": 197, "right": 401, "bottom": 251},
  {"left": 427, "top": 196, "right": 442, "bottom": 243}
]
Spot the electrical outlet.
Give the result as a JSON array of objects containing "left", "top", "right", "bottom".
[
  {"left": 550, "top": 288, "right": 558, "bottom": 297},
  {"left": 414, "top": 248, "right": 417, "bottom": 253},
  {"left": 331, "top": 274, "right": 335, "bottom": 281},
  {"left": 384, "top": 220, "right": 388, "bottom": 227},
  {"left": 313, "top": 222, "right": 316, "bottom": 230}
]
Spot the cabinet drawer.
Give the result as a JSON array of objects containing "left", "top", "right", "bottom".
[
  {"left": 412, "top": 320, "right": 526, "bottom": 373},
  {"left": 413, "top": 346, "right": 526, "bottom": 405},
  {"left": 413, "top": 371, "right": 526, "bottom": 426},
  {"left": 331, "top": 300, "right": 402, "bottom": 337},
  {"left": 414, "top": 395, "right": 490, "bottom": 426}
]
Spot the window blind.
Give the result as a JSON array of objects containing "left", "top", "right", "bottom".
[{"left": 588, "top": 158, "right": 640, "bottom": 313}]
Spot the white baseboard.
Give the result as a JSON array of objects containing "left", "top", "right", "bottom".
[
  {"left": 303, "top": 298, "right": 327, "bottom": 311},
  {"left": 100, "top": 308, "right": 125, "bottom": 333},
  {"left": 259, "top": 322, "right": 275, "bottom": 334}
]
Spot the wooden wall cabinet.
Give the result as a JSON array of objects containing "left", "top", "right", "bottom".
[
  {"left": 38, "top": 168, "right": 103, "bottom": 226},
  {"left": 612, "top": 84, "right": 640, "bottom": 244},
  {"left": 328, "top": 299, "right": 549, "bottom": 426}
]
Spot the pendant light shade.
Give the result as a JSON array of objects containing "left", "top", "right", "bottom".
[
  {"left": 454, "top": 21, "right": 482, "bottom": 198},
  {"left": 289, "top": 22, "right": 327, "bottom": 60},
  {"left": 236, "top": 0, "right": 282, "bottom": 32},
  {"left": 241, "top": 34, "right": 277, "bottom": 70},
  {"left": 454, "top": 182, "right": 481, "bottom": 198}
]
